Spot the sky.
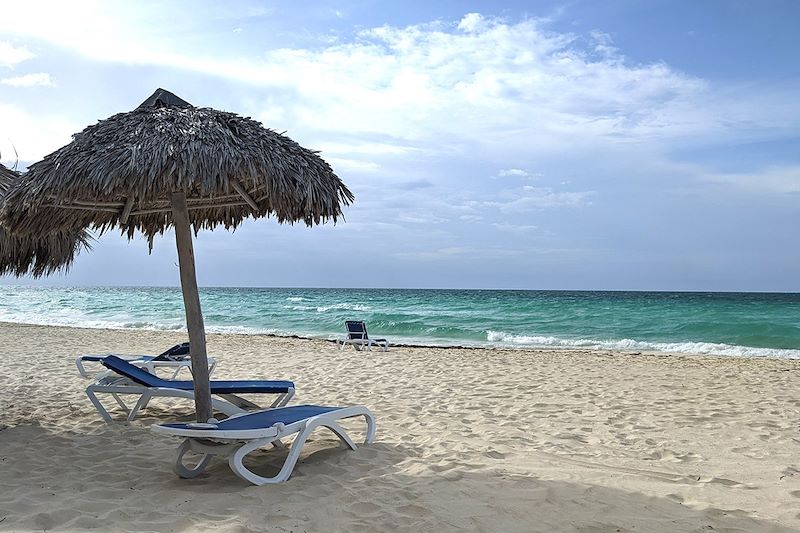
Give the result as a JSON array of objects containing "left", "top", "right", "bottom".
[{"left": 0, "top": 0, "right": 798, "bottom": 291}]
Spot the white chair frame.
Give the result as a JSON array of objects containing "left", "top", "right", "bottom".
[
  {"left": 337, "top": 338, "right": 388, "bottom": 352},
  {"left": 151, "top": 406, "right": 376, "bottom": 485}
]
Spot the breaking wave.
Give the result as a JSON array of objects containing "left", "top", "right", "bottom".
[{"left": 485, "top": 330, "right": 800, "bottom": 359}]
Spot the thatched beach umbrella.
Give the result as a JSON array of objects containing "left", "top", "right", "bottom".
[
  {"left": 0, "top": 163, "right": 90, "bottom": 277},
  {"left": 0, "top": 89, "right": 353, "bottom": 421}
]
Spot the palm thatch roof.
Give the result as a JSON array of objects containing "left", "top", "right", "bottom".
[
  {"left": 0, "top": 164, "right": 91, "bottom": 277},
  {"left": 0, "top": 89, "right": 353, "bottom": 244}
]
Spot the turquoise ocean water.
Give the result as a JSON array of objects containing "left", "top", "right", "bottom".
[{"left": 0, "top": 287, "right": 798, "bottom": 358}]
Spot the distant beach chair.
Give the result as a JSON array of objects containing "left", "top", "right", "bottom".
[
  {"left": 151, "top": 404, "right": 376, "bottom": 485},
  {"left": 76, "top": 342, "right": 217, "bottom": 380},
  {"left": 85, "top": 355, "right": 294, "bottom": 422},
  {"left": 338, "top": 320, "right": 388, "bottom": 352}
]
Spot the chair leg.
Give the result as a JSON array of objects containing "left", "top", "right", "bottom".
[
  {"left": 174, "top": 439, "right": 213, "bottom": 479},
  {"left": 127, "top": 390, "right": 153, "bottom": 421},
  {"left": 110, "top": 392, "right": 132, "bottom": 417},
  {"left": 323, "top": 421, "right": 357, "bottom": 450},
  {"left": 229, "top": 436, "right": 293, "bottom": 485},
  {"left": 139, "top": 391, "right": 154, "bottom": 410},
  {"left": 362, "top": 411, "right": 377, "bottom": 444},
  {"left": 227, "top": 413, "right": 373, "bottom": 485},
  {"left": 85, "top": 386, "right": 114, "bottom": 423},
  {"left": 270, "top": 389, "right": 295, "bottom": 408},
  {"left": 219, "top": 393, "right": 260, "bottom": 409}
]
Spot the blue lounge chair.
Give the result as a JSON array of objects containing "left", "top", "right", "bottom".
[
  {"left": 339, "top": 320, "right": 388, "bottom": 351},
  {"left": 76, "top": 342, "right": 216, "bottom": 379},
  {"left": 151, "top": 404, "right": 376, "bottom": 485},
  {"left": 85, "top": 355, "right": 295, "bottom": 422}
]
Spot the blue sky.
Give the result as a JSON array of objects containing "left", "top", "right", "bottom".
[{"left": 0, "top": 0, "right": 798, "bottom": 291}]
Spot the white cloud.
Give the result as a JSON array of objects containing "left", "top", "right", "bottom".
[
  {"left": 1, "top": 5, "right": 797, "bottom": 201},
  {"left": 588, "top": 30, "right": 618, "bottom": 59},
  {"left": 325, "top": 157, "right": 381, "bottom": 173},
  {"left": 392, "top": 247, "right": 468, "bottom": 260},
  {"left": 396, "top": 209, "right": 448, "bottom": 224},
  {"left": 2, "top": 5, "right": 795, "bottom": 178},
  {"left": 705, "top": 165, "right": 800, "bottom": 194},
  {"left": 0, "top": 104, "right": 78, "bottom": 166},
  {"left": 0, "top": 6, "right": 716, "bottom": 152},
  {"left": 492, "top": 223, "right": 539, "bottom": 234},
  {"left": 393, "top": 245, "right": 524, "bottom": 260},
  {"left": 0, "top": 72, "right": 55, "bottom": 87},
  {"left": 457, "top": 13, "right": 486, "bottom": 33},
  {"left": 0, "top": 41, "right": 34, "bottom": 68},
  {"left": 498, "top": 168, "right": 529, "bottom": 177},
  {"left": 316, "top": 142, "right": 419, "bottom": 156},
  {"left": 488, "top": 187, "right": 594, "bottom": 212}
]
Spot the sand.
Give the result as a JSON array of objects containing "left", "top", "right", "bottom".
[{"left": 0, "top": 321, "right": 799, "bottom": 532}]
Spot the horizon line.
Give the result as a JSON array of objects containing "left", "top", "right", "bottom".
[{"left": 1, "top": 284, "right": 799, "bottom": 295}]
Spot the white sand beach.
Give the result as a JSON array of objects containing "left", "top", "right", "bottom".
[{"left": 1, "top": 321, "right": 799, "bottom": 532}]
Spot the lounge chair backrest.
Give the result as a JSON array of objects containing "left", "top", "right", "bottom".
[
  {"left": 345, "top": 320, "right": 368, "bottom": 340},
  {"left": 153, "top": 342, "right": 190, "bottom": 361},
  {"left": 102, "top": 355, "right": 170, "bottom": 387}
]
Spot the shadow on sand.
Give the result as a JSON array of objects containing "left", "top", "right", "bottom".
[{"left": 0, "top": 422, "right": 795, "bottom": 532}]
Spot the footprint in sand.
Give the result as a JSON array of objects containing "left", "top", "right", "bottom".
[
  {"left": 398, "top": 504, "right": 432, "bottom": 518},
  {"left": 349, "top": 501, "right": 381, "bottom": 515},
  {"left": 554, "top": 432, "right": 589, "bottom": 444},
  {"left": 484, "top": 450, "right": 506, "bottom": 459}
]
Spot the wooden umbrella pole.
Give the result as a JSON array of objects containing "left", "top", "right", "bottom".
[{"left": 171, "top": 191, "right": 213, "bottom": 422}]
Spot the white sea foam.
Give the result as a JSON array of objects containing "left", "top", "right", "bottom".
[
  {"left": 281, "top": 302, "right": 371, "bottom": 312},
  {"left": 0, "top": 304, "right": 315, "bottom": 338},
  {"left": 315, "top": 303, "right": 371, "bottom": 313},
  {"left": 0, "top": 308, "right": 294, "bottom": 337},
  {"left": 205, "top": 324, "right": 288, "bottom": 336},
  {"left": 0, "top": 307, "right": 184, "bottom": 332},
  {"left": 285, "top": 297, "right": 305, "bottom": 302},
  {"left": 485, "top": 330, "right": 800, "bottom": 359}
]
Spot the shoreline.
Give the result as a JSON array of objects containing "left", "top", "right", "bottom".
[{"left": 1, "top": 319, "right": 797, "bottom": 362}]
